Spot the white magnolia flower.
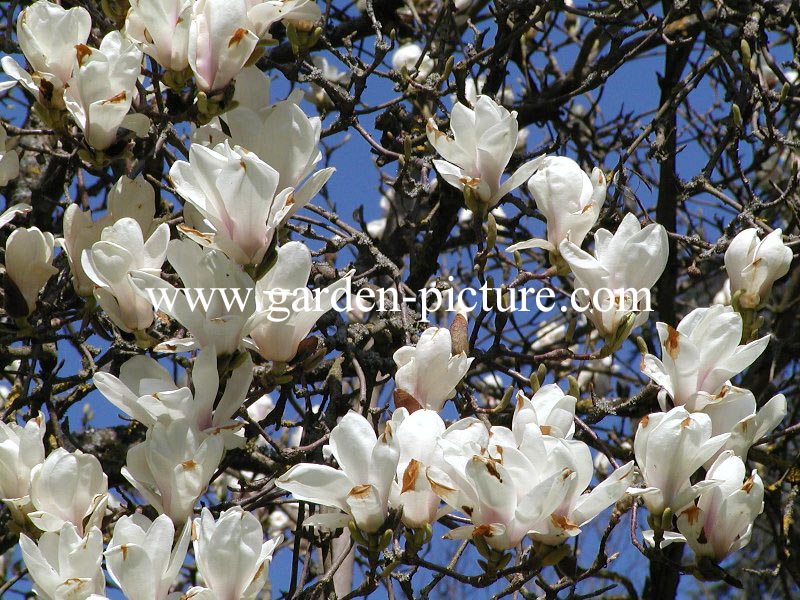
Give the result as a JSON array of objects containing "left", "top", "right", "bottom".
[
  {"left": 427, "top": 95, "right": 543, "bottom": 207},
  {"left": 20, "top": 523, "right": 105, "bottom": 600},
  {"left": 628, "top": 406, "right": 729, "bottom": 518},
  {"left": 391, "top": 43, "right": 434, "bottom": 81},
  {"left": 122, "top": 419, "right": 225, "bottom": 524},
  {"left": 0, "top": 125, "right": 20, "bottom": 185},
  {"left": 276, "top": 411, "right": 399, "bottom": 533},
  {"left": 105, "top": 513, "right": 191, "bottom": 600},
  {"left": 192, "top": 506, "right": 282, "bottom": 599},
  {"left": 559, "top": 212, "right": 669, "bottom": 344},
  {"left": 304, "top": 55, "right": 350, "bottom": 109},
  {"left": 195, "top": 97, "right": 335, "bottom": 210},
  {"left": 0, "top": 1, "right": 91, "bottom": 107},
  {"left": 192, "top": 66, "right": 272, "bottom": 143},
  {"left": 28, "top": 448, "right": 108, "bottom": 534},
  {"left": 458, "top": 75, "right": 515, "bottom": 108},
  {"left": 247, "top": 394, "right": 275, "bottom": 422},
  {"left": 0, "top": 202, "right": 31, "bottom": 229},
  {"left": 507, "top": 156, "right": 606, "bottom": 254},
  {"left": 245, "top": 241, "right": 352, "bottom": 363},
  {"left": 724, "top": 228, "right": 792, "bottom": 309},
  {"left": 530, "top": 441, "right": 634, "bottom": 545},
  {"left": 3, "top": 226, "right": 58, "bottom": 317},
  {"left": 64, "top": 31, "right": 149, "bottom": 150},
  {"left": 170, "top": 141, "right": 295, "bottom": 266},
  {"left": 125, "top": 0, "right": 192, "bottom": 72},
  {"left": 439, "top": 393, "right": 633, "bottom": 546},
  {"left": 577, "top": 355, "right": 617, "bottom": 397},
  {"left": 392, "top": 326, "right": 473, "bottom": 412},
  {"left": 82, "top": 217, "right": 170, "bottom": 333},
  {"left": 676, "top": 451, "right": 764, "bottom": 561},
  {"left": 641, "top": 305, "right": 770, "bottom": 411},
  {"left": 513, "top": 384, "right": 578, "bottom": 439},
  {"left": 389, "top": 408, "right": 447, "bottom": 529},
  {"left": 712, "top": 278, "right": 731, "bottom": 305},
  {"left": 247, "top": 0, "right": 322, "bottom": 39},
  {"left": 703, "top": 387, "right": 786, "bottom": 460},
  {"left": 131, "top": 239, "right": 256, "bottom": 354},
  {"left": 94, "top": 345, "right": 253, "bottom": 449},
  {"left": 188, "top": 0, "right": 259, "bottom": 93},
  {"left": 268, "top": 508, "right": 291, "bottom": 537},
  {"left": 62, "top": 175, "right": 158, "bottom": 296},
  {"left": 0, "top": 412, "right": 45, "bottom": 520},
  {"left": 428, "top": 425, "right": 578, "bottom": 551}
]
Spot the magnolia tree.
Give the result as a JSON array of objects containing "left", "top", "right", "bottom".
[{"left": 0, "top": 1, "right": 798, "bottom": 599}]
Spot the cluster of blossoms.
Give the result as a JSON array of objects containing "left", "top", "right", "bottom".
[
  {"left": 278, "top": 349, "right": 635, "bottom": 563},
  {"left": 2, "top": 0, "right": 321, "bottom": 151},
  {"left": 0, "top": 0, "right": 796, "bottom": 597},
  {"left": 1, "top": 1, "right": 347, "bottom": 596},
  {"left": 270, "top": 92, "right": 795, "bottom": 569}
]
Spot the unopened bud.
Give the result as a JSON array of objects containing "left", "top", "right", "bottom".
[
  {"left": 731, "top": 103, "right": 743, "bottom": 129},
  {"left": 450, "top": 311, "right": 469, "bottom": 355},
  {"left": 486, "top": 212, "right": 497, "bottom": 252},
  {"left": 779, "top": 82, "right": 789, "bottom": 105},
  {"left": 567, "top": 375, "right": 580, "bottom": 400},
  {"left": 740, "top": 39, "right": 752, "bottom": 68}
]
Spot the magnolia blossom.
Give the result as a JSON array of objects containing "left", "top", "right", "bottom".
[
  {"left": 170, "top": 141, "right": 294, "bottom": 266},
  {"left": 125, "top": 0, "right": 192, "bottom": 72},
  {"left": 703, "top": 387, "right": 786, "bottom": 459},
  {"left": 430, "top": 387, "right": 632, "bottom": 546},
  {"left": 245, "top": 241, "right": 352, "bottom": 363},
  {"left": 724, "top": 228, "right": 792, "bottom": 309},
  {"left": 62, "top": 175, "right": 158, "bottom": 296},
  {"left": 131, "top": 239, "right": 256, "bottom": 354},
  {"left": 105, "top": 514, "right": 191, "bottom": 600},
  {"left": 641, "top": 305, "right": 770, "bottom": 411},
  {"left": 64, "top": 31, "right": 149, "bottom": 150},
  {"left": 0, "top": 125, "right": 20, "bottom": 185},
  {"left": 628, "top": 407, "right": 729, "bottom": 518},
  {"left": 20, "top": 523, "right": 105, "bottom": 600},
  {"left": 0, "top": 1, "right": 91, "bottom": 107},
  {"left": 82, "top": 217, "right": 170, "bottom": 332},
  {"left": 0, "top": 203, "right": 31, "bottom": 229},
  {"left": 122, "top": 419, "right": 224, "bottom": 524},
  {"left": 304, "top": 55, "right": 350, "bottom": 109},
  {"left": 3, "top": 226, "right": 57, "bottom": 317},
  {"left": 191, "top": 66, "right": 271, "bottom": 147},
  {"left": 28, "top": 448, "right": 108, "bottom": 534},
  {"left": 427, "top": 95, "right": 543, "bottom": 206},
  {"left": 192, "top": 506, "right": 281, "bottom": 600},
  {"left": 389, "top": 408, "right": 448, "bottom": 529},
  {"left": 205, "top": 108, "right": 334, "bottom": 207},
  {"left": 0, "top": 412, "right": 45, "bottom": 521},
  {"left": 713, "top": 278, "right": 731, "bottom": 305},
  {"left": 193, "top": 68, "right": 334, "bottom": 208},
  {"left": 247, "top": 0, "right": 322, "bottom": 39},
  {"left": 428, "top": 433, "right": 577, "bottom": 551},
  {"left": 531, "top": 442, "right": 634, "bottom": 545},
  {"left": 458, "top": 75, "right": 516, "bottom": 108},
  {"left": 559, "top": 212, "right": 669, "bottom": 343},
  {"left": 513, "top": 384, "right": 578, "bottom": 439},
  {"left": 188, "top": 0, "right": 259, "bottom": 93},
  {"left": 391, "top": 43, "right": 434, "bottom": 81},
  {"left": 507, "top": 156, "right": 606, "bottom": 254},
  {"left": 676, "top": 451, "right": 764, "bottom": 561},
  {"left": 276, "top": 411, "right": 399, "bottom": 533},
  {"left": 392, "top": 326, "right": 473, "bottom": 412},
  {"left": 94, "top": 345, "right": 253, "bottom": 449}
]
